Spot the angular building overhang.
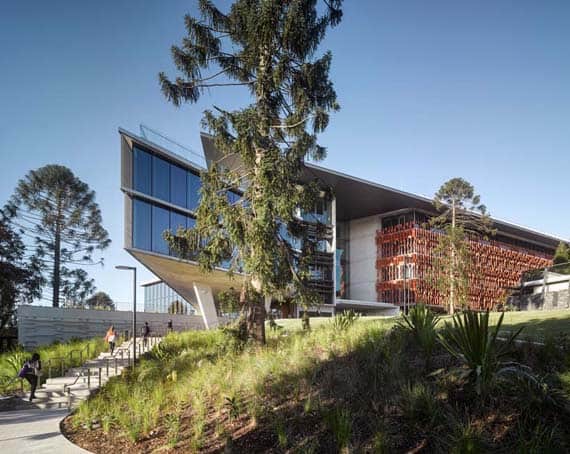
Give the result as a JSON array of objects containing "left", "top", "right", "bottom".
[
  {"left": 127, "top": 248, "right": 242, "bottom": 311},
  {"left": 199, "top": 132, "right": 565, "bottom": 250}
]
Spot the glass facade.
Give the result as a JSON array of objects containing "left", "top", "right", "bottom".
[
  {"left": 133, "top": 146, "right": 202, "bottom": 213},
  {"left": 131, "top": 145, "right": 203, "bottom": 257},
  {"left": 143, "top": 281, "right": 195, "bottom": 314},
  {"left": 170, "top": 164, "right": 187, "bottom": 207},
  {"left": 133, "top": 148, "right": 152, "bottom": 195},
  {"left": 133, "top": 199, "right": 152, "bottom": 250},
  {"left": 133, "top": 196, "right": 196, "bottom": 257},
  {"left": 152, "top": 205, "right": 170, "bottom": 255},
  {"left": 301, "top": 199, "right": 331, "bottom": 224},
  {"left": 188, "top": 171, "right": 201, "bottom": 211},
  {"left": 152, "top": 155, "right": 170, "bottom": 201}
]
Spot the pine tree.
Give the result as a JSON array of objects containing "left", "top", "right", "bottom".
[
  {"left": 553, "top": 242, "right": 570, "bottom": 265},
  {"left": 429, "top": 178, "right": 494, "bottom": 314},
  {"left": 3, "top": 165, "right": 111, "bottom": 307},
  {"left": 85, "top": 291, "right": 115, "bottom": 311},
  {"left": 0, "top": 217, "right": 43, "bottom": 328},
  {"left": 160, "top": 0, "right": 343, "bottom": 343}
]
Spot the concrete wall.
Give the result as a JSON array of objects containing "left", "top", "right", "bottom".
[
  {"left": 17, "top": 305, "right": 206, "bottom": 348},
  {"left": 509, "top": 290, "right": 570, "bottom": 311},
  {"left": 348, "top": 215, "right": 381, "bottom": 302}
]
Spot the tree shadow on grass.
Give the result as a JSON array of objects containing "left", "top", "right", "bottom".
[
  {"left": 198, "top": 326, "right": 431, "bottom": 453},
  {"left": 200, "top": 324, "right": 570, "bottom": 453}
]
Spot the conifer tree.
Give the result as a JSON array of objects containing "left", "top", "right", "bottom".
[
  {"left": 3, "top": 165, "right": 110, "bottom": 307},
  {"left": 0, "top": 217, "right": 42, "bottom": 328},
  {"left": 429, "top": 178, "right": 494, "bottom": 314},
  {"left": 553, "top": 242, "right": 570, "bottom": 265},
  {"left": 160, "top": 0, "right": 343, "bottom": 343},
  {"left": 85, "top": 291, "right": 115, "bottom": 311}
]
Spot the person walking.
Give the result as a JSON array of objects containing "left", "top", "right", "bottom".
[
  {"left": 142, "top": 321, "right": 150, "bottom": 348},
  {"left": 167, "top": 319, "right": 173, "bottom": 334},
  {"left": 19, "top": 353, "right": 41, "bottom": 402},
  {"left": 105, "top": 325, "right": 117, "bottom": 355}
]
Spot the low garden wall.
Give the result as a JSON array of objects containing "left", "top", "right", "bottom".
[
  {"left": 509, "top": 289, "right": 570, "bottom": 311},
  {"left": 17, "top": 305, "right": 206, "bottom": 348}
]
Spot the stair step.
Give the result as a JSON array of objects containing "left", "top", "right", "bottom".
[{"left": 26, "top": 338, "right": 162, "bottom": 410}]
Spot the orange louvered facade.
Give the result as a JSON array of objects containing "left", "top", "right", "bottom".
[{"left": 375, "top": 222, "right": 552, "bottom": 311}]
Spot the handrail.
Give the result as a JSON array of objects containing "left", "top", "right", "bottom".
[{"left": 62, "top": 335, "right": 163, "bottom": 396}]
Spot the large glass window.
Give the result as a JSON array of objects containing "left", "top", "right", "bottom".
[
  {"left": 170, "top": 164, "right": 187, "bottom": 207},
  {"left": 170, "top": 211, "right": 187, "bottom": 234},
  {"left": 133, "top": 199, "right": 152, "bottom": 250},
  {"left": 187, "top": 171, "right": 201, "bottom": 211},
  {"left": 152, "top": 156, "right": 170, "bottom": 202},
  {"left": 152, "top": 205, "right": 170, "bottom": 255},
  {"left": 133, "top": 148, "right": 152, "bottom": 195},
  {"left": 301, "top": 198, "right": 331, "bottom": 224}
]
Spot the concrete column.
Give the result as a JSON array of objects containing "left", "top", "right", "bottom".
[{"left": 193, "top": 282, "right": 219, "bottom": 330}]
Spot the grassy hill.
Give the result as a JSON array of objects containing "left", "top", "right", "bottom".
[{"left": 64, "top": 311, "right": 570, "bottom": 453}]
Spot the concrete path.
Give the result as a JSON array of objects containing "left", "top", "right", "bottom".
[
  {"left": 0, "top": 336, "right": 162, "bottom": 452},
  {"left": 0, "top": 408, "right": 90, "bottom": 453}
]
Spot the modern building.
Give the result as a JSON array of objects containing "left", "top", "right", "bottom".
[
  {"left": 142, "top": 280, "right": 196, "bottom": 315},
  {"left": 120, "top": 127, "right": 565, "bottom": 329}
]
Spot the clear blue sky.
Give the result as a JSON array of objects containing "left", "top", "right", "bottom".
[{"left": 1, "top": 1, "right": 569, "bottom": 309}]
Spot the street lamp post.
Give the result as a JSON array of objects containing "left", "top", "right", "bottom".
[{"left": 115, "top": 265, "right": 137, "bottom": 364}]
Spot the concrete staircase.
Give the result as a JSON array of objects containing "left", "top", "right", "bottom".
[{"left": 23, "top": 337, "right": 161, "bottom": 410}]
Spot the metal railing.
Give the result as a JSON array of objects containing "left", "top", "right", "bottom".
[{"left": 62, "top": 336, "right": 163, "bottom": 407}]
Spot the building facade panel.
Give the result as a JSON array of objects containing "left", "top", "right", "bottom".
[{"left": 376, "top": 214, "right": 553, "bottom": 310}]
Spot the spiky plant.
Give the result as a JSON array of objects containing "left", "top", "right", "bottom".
[
  {"left": 438, "top": 311, "right": 523, "bottom": 396},
  {"left": 398, "top": 304, "right": 440, "bottom": 367}
]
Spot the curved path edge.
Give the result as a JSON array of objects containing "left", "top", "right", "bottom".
[{"left": 0, "top": 408, "right": 92, "bottom": 453}]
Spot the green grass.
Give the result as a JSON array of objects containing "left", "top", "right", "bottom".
[
  {"left": 491, "top": 309, "right": 570, "bottom": 340},
  {"left": 0, "top": 336, "right": 108, "bottom": 395},
  {"left": 277, "top": 309, "right": 570, "bottom": 340}
]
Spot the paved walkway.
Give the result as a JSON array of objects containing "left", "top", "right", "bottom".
[
  {"left": 0, "top": 336, "right": 162, "bottom": 452},
  {"left": 0, "top": 408, "right": 90, "bottom": 453}
]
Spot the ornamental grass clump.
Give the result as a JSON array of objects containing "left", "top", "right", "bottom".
[
  {"left": 398, "top": 304, "right": 440, "bottom": 367},
  {"left": 438, "top": 310, "right": 523, "bottom": 396},
  {"left": 331, "top": 310, "right": 360, "bottom": 332}
]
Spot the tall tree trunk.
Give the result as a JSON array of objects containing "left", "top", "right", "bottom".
[
  {"left": 52, "top": 199, "right": 62, "bottom": 308},
  {"left": 243, "top": 45, "right": 272, "bottom": 344},
  {"left": 240, "top": 282, "right": 266, "bottom": 344}
]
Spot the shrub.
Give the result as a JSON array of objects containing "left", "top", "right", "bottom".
[
  {"left": 164, "top": 413, "right": 181, "bottom": 448},
  {"left": 331, "top": 310, "right": 360, "bottom": 332},
  {"left": 221, "top": 315, "right": 248, "bottom": 353},
  {"left": 398, "top": 304, "right": 440, "bottom": 367},
  {"left": 438, "top": 311, "right": 523, "bottom": 396},
  {"left": 399, "top": 382, "right": 441, "bottom": 428}
]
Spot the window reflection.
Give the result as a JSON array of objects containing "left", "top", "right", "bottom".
[
  {"left": 133, "top": 199, "right": 151, "bottom": 250},
  {"left": 170, "top": 164, "right": 187, "bottom": 207},
  {"left": 133, "top": 148, "right": 152, "bottom": 195},
  {"left": 152, "top": 156, "right": 170, "bottom": 201},
  {"left": 152, "top": 205, "right": 170, "bottom": 255},
  {"left": 187, "top": 171, "right": 201, "bottom": 211}
]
